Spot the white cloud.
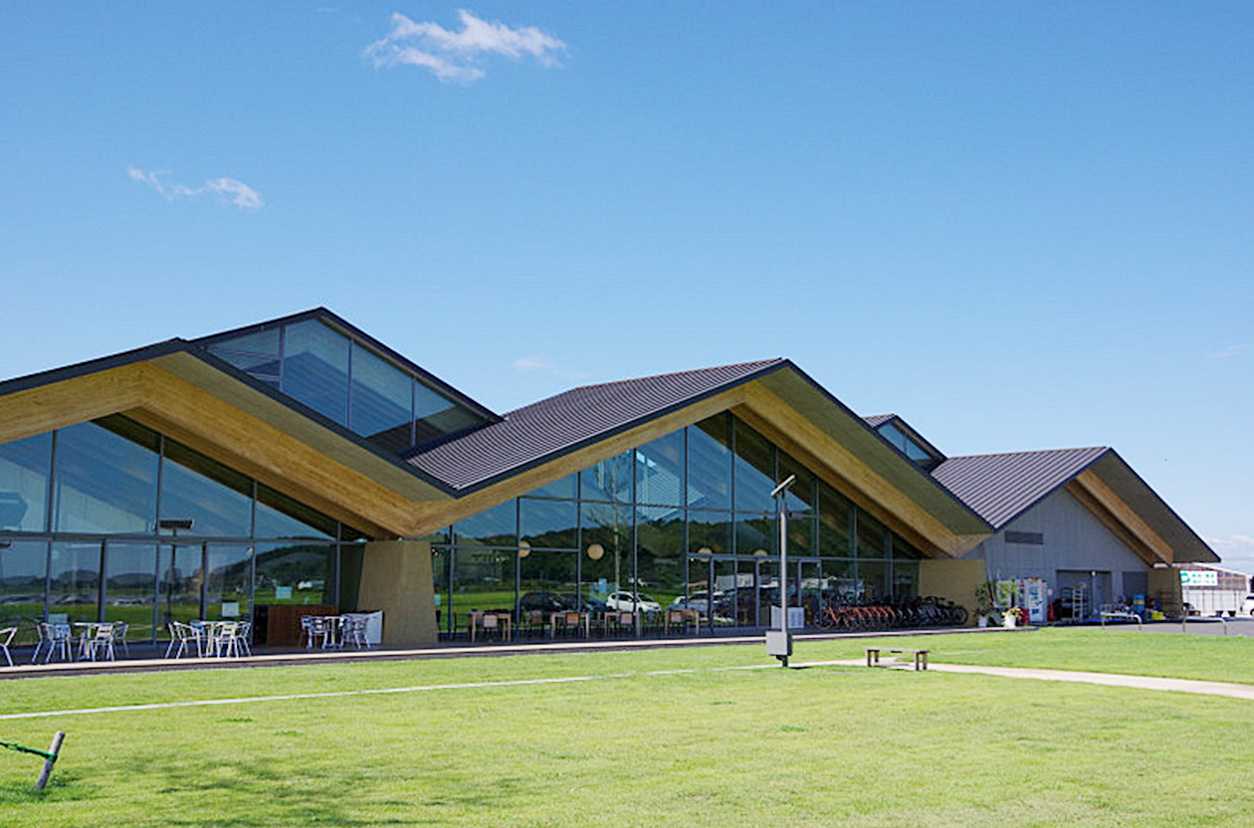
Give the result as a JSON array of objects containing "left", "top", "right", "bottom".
[
  {"left": 127, "top": 167, "right": 263, "bottom": 210},
  {"left": 1205, "top": 534, "right": 1254, "bottom": 576},
  {"left": 1208, "top": 344, "right": 1248, "bottom": 360},
  {"left": 512, "top": 355, "right": 590, "bottom": 381},
  {"left": 366, "top": 10, "right": 566, "bottom": 83}
]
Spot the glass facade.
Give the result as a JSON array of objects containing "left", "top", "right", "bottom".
[
  {"left": 206, "top": 316, "right": 490, "bottom": 454},
  {"left": 0, "top": 415, "right": 365, "bottom": 645},
  {"left": 433, "top": 411, "right": 925, "bottom": 637}
]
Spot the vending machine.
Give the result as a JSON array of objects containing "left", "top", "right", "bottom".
[{"left": 1018, "top": 578, "right": 1048, "bottom": 624}]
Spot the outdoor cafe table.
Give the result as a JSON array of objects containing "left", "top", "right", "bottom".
[
  {"left": 548, "top": 611, "right": 591, "bottom": 638},
  {"left": 467, "top": 611, "right": 512, "bottom": 643}
]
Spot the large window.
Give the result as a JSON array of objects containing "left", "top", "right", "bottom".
[
  {"left": 0, "top": 414, "right": 365, "bottom": 642},
  {"left": 436, "top": 411, "right": 931, "bottom": 635},
  {"left": 207, "top": 316, "right": 490, "bottom": 453}
]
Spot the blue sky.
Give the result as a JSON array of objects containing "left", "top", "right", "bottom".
[{"left": 3, "top": 3, "right": 1252, "bottom": 572}]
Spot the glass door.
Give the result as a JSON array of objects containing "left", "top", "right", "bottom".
[{"left": 798, "top": 559, "right": 823, "bottom": 627}]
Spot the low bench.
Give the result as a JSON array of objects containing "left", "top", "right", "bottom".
[{"left": 865, "top": 647, "right": 929, "bottom": 671}]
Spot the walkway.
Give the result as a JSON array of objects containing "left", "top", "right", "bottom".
[{"left": 835, "top": 657, "right": 1254, "bottom": 701}]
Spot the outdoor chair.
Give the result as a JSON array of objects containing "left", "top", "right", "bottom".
[
  {"left": 84, "top": 624, "right": 116, "bottom": 661},
  {"left": 212, "top": 622, "right": 241, "bottom": 658},
  {"left": 113, "top": 622, "right": 131, "bottom": 658},
  {"left": 340, "top": 616, "right": 369, "bottom": 649},
  {"left": 33, "top": 621, "right": 72, "bottom": 663},
  {"left": 236, "top": 620, "right": 253, "bottom": 656},
  {"left": 0, "top": 626, "right": 16, "bottom": 667},
  {"left": 165, "top": 621, "right": 204, "bottom": 659},
  {"left": 302, "top": 615, "right": 334, "bottom": 649}
]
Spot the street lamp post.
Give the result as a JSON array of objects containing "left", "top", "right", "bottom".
[{"left": 765, "top": 475, "right": 796, "bottom": 667}]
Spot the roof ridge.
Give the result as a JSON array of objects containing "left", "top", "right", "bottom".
[
  {"left": 502, "top": 358, "right": 785, "bottom": 417},
  {"left": 941, "top": 446, "right": 1109, "bottom": 462}
]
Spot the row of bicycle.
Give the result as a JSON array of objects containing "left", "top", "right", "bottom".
[{"left": 815, "top": 596, "right": 970, "bottom": 631}]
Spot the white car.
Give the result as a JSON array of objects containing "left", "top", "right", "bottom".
[
  {"left": 605, "top": 591, "right": 662, "bottom": 613},
  {"left": 1242, "top": 595, "right": 1254, "bottom": 617}
]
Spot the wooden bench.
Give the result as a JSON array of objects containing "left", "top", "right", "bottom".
[{"left": 865, "top": 647, "right": 929, "bottom": 671}]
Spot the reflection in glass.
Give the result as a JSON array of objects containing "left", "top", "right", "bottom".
[
  {"left": 104, "top": 543, "right": 156, "bottom": 640},
  {"left": 432, "top": 547, "right": 449, "bottom": 634},
  {"left": 0, "top": 540, "right": 47, "bottom": 643},
  {"left": 254, "top": 542, "right": 334, "bottom": 607},
  {"left": 734, "top": 513, "right": 774, "bottom": 557},
  {"left": 581, "top": 501, "right": 632, "bottom": 592},
  {"left": 207, "top": 328, "right": 281, "bottom": 386},
  {"left": 159, "top": 543, "right": 203, "bottom": 633},
  {"left": 733, "top": 419, "right": 775, "bottom": 513},
  {"left": 414, "top": 383, "right": 485, "bottom": 447},
  {"left": 519, "top": 498, "right": 577, "bottom": 550},
  {"left": 49, "top": 541, "right": 102, "bottom": 625},
  {"left": 255, "top": 484, "right": 335, "bottom": 540},
  {"left": 777, "top": 451, "right": 816, "bottom": 513},
  {"left": 0, "top": 432, "right": 51, "bottom": 532},
  {"left": 454, "top": 499, "right": 516, "bottom": 547},
  {"left": 207, "top": 545, "right": 253, "bottom": 622},
  {"left": 54, "top": 418, "right": 158, "bottom": 535},
  {"left": 786, "top": 516, "right": 815, "bottom": 557},
  {"left": 529, "top": 472, "right": 576, "bottom": 500},
  {"left": 637, "top": 506, "right": 684, "bottom": 610},
  {"left": 856, "top": 512, "right": 888, "bottom": 559},
  {"left": 688, "top": 510, "right": 731, "bottom": 556},
  {"left": 282, "top": 319, "right": 350, "bottom": 425},
  {"left": 892, "top": 561, "right": 919, "bottom": 599},
  {"left": 818, "top": 483, "right": 852, "bottom": 557},
  {"left": 636, "top": 431, "right": 684, "bottom": 506},
  {"left": 687, "top": 416, "right": 731, "bottom": 510},
  {"left": 580, "top": 451, "right": 633, "bottom": 503},
  {"left": 520, "top": 550, "right": 577, "bottom": 616},
  {"left": 822, "top": 558, "right": 857, "bottom": 603},
  {"left": 451, "top": 547, "right": 515, "bottom": 631},
  {"left": 160, "top": 441, "right": 252, "bottom": 538},
  {"left": 350, "top": 345, "right": 415, "bottom": 453},
  {"left": 713, "top": 558, "right": 739, "bottom": 626},
  {"left": 858, "top": 560, "right": 888, "bottom": 601}
]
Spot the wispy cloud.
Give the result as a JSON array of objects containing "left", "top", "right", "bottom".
[
  {"left": 512, "top": 355, "right": 589, "bottom": 381},
  {"left": 1208, "top": 343, "right": 1248, "bottom": 360},
  {"left": 365, "top": 10, "right": 566, "bottom": 84},
  {"left": 127, "top": 168, "right": 263, "bottom": 210},
  {"left": 1204, "top": 534, "right": 1254, "bottom": 575}
]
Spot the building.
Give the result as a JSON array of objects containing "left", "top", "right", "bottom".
[{"left": 0, "top": 309, "right": 1218, "bottom": 646}]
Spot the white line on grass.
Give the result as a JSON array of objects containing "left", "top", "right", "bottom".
[{"left": 0, "top": 661, "right": 824, "bottom": 721}]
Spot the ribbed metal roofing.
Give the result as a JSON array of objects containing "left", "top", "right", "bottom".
[
  {"left": 407, "top": 359, "right": 786, "bottom": 491},
  {"left": 931, "top": 447, "right": 1110, "bottom": 529}
]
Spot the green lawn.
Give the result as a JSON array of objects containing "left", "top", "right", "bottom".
[{"left": 0, "top": 629, "right": 1250, "bottom": 827}]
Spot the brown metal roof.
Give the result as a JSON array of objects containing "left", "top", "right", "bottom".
[
  {"left": 931, "top": 447, "right": 1110, "bottom": 528},
  {"left": 407, "top": 360, "right": 786, "bottom": 492}
]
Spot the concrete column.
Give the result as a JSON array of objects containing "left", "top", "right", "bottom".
[
  {"left": 357, "top": 539, "right": 436, "bottom": 646},
  {"left": 919, "top": 558, "right": 985, "bottom": 624}
]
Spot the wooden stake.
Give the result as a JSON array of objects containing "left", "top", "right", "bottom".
[{"left": 34, "top": 731, "right": 64, "bottom": 791}]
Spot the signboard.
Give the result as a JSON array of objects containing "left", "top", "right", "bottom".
[
  {"left": 221, "top": 601, "right": 240, "bottom": 618},
  {"left": 1180, "top": 570, "right": 1218, "bottom": 587},
  {"left": 274, "top": 586, "right": 293, "bottom": 600}
]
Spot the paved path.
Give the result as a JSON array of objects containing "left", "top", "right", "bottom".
[{"left": 841, "top": 657, "right": 1254, "bottom": 701}]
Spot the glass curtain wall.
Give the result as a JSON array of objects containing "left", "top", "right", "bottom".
[
  {"left": 433, "top": 411, "right": 926, "bottom": 637},
  {"left": 0, "top": 414, "right": 365, "bottom": 643},
  {"left": 207, "top": 317, "right": 489, "bottom": 453}
]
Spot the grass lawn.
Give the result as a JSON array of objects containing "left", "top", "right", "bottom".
[{"left": 0, "top": 629, "right": 1250, "bottom": 827}]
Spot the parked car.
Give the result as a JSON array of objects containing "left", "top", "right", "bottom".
[
  {"left": 1242, "top": 594, "right": 1254, "bottom": 617},
  {"left": 668, "top": 591, "right": 723, "bottom": 615},
  {"left": 605, "top": 591, "right": 662, "bottom": 613}
]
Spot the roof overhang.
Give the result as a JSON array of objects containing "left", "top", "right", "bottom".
[{"left": 1069, "top": 451, "right": 1218, "bottom": 565}]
